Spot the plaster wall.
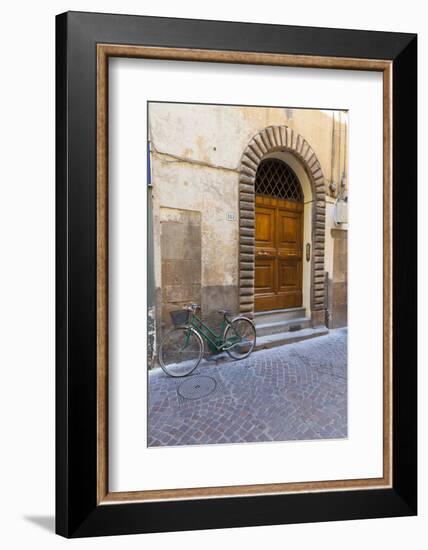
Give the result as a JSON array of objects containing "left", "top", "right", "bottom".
[{"left": 148, "top": 102, "right": 348, "bottom": 345}]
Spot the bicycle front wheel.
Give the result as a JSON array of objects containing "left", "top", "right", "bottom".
[
  {"left": 224, "top": 317, "right": 256, "bottom": 360},
  {"left": 158, "top": 326, "right": 203, "bottom": 377}
]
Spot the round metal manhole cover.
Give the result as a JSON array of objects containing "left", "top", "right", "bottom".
[{"left": 177, "top": 375, "right": 217, "bottom": 400}]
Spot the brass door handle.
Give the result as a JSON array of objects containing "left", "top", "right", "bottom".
[{"left": 256, "top": 251, "right": 269, "bottom": 256}]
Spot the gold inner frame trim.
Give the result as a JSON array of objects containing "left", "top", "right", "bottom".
[{"left": 96, "top": 43, "right": 393, "bottom": 505}]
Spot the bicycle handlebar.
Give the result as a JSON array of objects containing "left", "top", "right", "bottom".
[{"left": 184, "top": 303, "right": 200, "bottom": 311}]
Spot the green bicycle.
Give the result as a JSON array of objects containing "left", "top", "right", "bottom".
[{"left": 158, "top": 303, "right": 256, "bottom": 377}]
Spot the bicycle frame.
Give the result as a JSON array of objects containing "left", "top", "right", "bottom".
[
  {"left": 188, "top": 313, "right": 226, "bottom": 353},
  {"left": 187, "top": 312, "right": 241, "bottom": 353}
]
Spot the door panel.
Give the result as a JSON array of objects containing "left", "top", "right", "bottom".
[
  {"left": 279, "top": 261, "right": 299, "bottom": 288},
  {"left": 255, "top": 195, "right": 303, "bottom": 311},
  {"left": 277, "top": 211, "right": 302, "bottom": 249},
  {"left": 254, "top": 259, "right": 275, "bottom": 294},
  {"left": 255, "top": 206, "right": 275, "bottom": 248}
]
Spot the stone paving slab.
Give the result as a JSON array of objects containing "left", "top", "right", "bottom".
[{"left": 148, "top": 328, "right": 347, "bottom": 447}]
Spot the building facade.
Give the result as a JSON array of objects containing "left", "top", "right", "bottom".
[{"left": 147, "top": 103, "right": 348, "bottom": 366}]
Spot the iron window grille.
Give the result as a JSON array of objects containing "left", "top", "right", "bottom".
[{"left": 255, "top": 158, "right": 303, "bottom": 202}]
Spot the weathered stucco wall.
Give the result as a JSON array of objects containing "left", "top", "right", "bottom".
[
  {"left": 328, "top": 229, "right": 348, "bottom": 328},
  {"left": 148, "top": 103, "right": 348, "bottom": 356},
  {"left": 159, "top": 208, "right": 202, "bottom": 329},
  {"left": 149, "top": 104, "right": 347, "bottom": 190}
]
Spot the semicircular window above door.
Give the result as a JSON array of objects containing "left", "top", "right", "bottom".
[{"left": 255, "top": 158, "right": 303, "bottom": 202}]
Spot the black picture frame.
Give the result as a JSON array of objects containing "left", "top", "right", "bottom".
[{"left": 56, "top": 11, "right": 417, "bottom": 538}]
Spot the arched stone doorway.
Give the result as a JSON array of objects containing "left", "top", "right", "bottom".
[{"left": 238, "top": 125, "right": 326, "bottom": 327}]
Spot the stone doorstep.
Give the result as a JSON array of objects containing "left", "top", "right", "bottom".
[
  {"left": 255, "top": 326, "right": 329, "bottom": 351},
  {"left": 255, "top": 316, "right": 311, "bottom": 337},
  {"left": 254, "top": 306, "right": 306, "bottom": 325}
]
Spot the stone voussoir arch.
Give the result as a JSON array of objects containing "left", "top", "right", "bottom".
[{"left": 238, "top": 125, "right": 326, "bottom": 326}]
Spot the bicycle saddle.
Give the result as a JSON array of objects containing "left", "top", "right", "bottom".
[{"left": 218, "top": 309, "right": 231, "bottom": 316}]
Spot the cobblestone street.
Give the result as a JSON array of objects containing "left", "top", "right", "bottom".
[{"left": 148, "top": 328, "right": 347, "bottom": 447}]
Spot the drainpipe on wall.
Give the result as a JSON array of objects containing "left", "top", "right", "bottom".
[
  {"left": 329, "top": 112, "right": 336, "bottom": 197},
  {"left": 147, "top": 141, "right": 156, "bottom": 369},
  {"left": 325, "top": 271, "right": 332, "bottom": 328}
]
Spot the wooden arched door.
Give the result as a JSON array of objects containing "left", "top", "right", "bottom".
[{"left": 254, "top": 158, "right": 304, "bottom": 312}]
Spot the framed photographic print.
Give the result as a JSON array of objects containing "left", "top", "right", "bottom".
[{"left": 56, "top": 11, "right": 417, "bottom": 537}]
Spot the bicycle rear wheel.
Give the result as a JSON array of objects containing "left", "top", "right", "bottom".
[
  {"left": 224, "top": 317, "right": 256, "bottom": 360},
  {"left": 158, "top": 326, "right": 203, "bottom": 377}
]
